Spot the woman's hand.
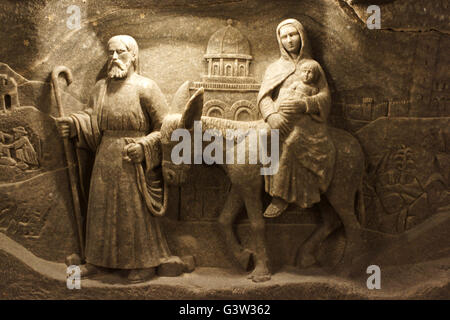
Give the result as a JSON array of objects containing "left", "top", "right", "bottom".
[
  {"left": 279, "top": 97, "right": 307, "bottom": 115},
  {"left": 126, "top": 143, "right": 144, "bottom": 163},
  {"left": 267, "top": 113, "right": 290, "bottom": 137},
  {"left": 55, "top": 117, "right": 76, "bottom": 138}
]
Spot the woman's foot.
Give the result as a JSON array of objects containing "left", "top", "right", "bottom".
[
  {"left": 128, "top": 268, "right": 156, "bottom": 283},
  {"left": 263, "top": 197, "right": 289, "bottom": 218}
]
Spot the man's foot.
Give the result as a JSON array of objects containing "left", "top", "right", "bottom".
[
  {"left": 263, "top": 197, "right": 289, "bottom": 218},
  {"left": 157, "top": 256, "right": 186, "bottom": 277},
  {"left": 128, "top": 268, "right": 156, "bottom": 283},
  {"left": 79, "top": 263, "right": 99, "bottom": 278}
]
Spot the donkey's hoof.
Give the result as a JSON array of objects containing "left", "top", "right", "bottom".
[
  {"left": 248, "top": 271, "right": 271, "bottom": 283},
  {"left": 333, "top": 251, "right": 358, "bottom": 277},
  {"left": 236, "top": 249, "right": 253, "bottom": 270},
  {"left": 334, "top": 261, "right": 352, "bottom": 277},
  {"left": 295, "top": 251, "right": 317, "bottom": 269},
  {"left": 247, "top": 265, "right": 271, "bottom": 283}
]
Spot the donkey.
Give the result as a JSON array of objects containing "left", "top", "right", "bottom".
[{"left": 160, "top": 86, "right": 366, "bottom": 282}]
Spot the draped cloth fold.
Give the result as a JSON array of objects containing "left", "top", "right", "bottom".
[{"left": 124, "top": 132, "right": 166, "bottom": 217}]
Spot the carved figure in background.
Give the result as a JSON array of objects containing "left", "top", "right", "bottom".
[
  {"left": 370, "top": 144, "right": 450, "bottom": 233},
  {"left": 0, "top": 127, "right": 38, "bottom": 169},
  {"left": 257, "top": 19, "right": 336, "bottom": 219},
  {"left": 0, "top": 130, "right": 16, "bottom": 166},
  {"left": 56, "top": 35, "right": 185, "bottom": 282},
  {"left": 9, "top": 127, "right": 38, "bottom": 168}
]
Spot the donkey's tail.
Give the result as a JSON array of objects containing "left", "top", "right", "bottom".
[{"left": 356, "top": 179, "right": 366, "bottom": 227}]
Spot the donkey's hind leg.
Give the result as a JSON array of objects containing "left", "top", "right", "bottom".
[
  {"left": 218, "top": 185, "right": 252, "bottom": 270},
  {"left": 295, "top": 199, "right": 341, "bottom": 268},
  {"left": 327, "top": 189, "right": 364, "bottom": 274}
]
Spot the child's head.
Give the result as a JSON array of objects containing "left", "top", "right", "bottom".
[{"left": 299, "top": 61, "right": 319, "bottom": 84}]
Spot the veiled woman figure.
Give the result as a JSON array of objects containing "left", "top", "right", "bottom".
[{"left": 258, "top": 19, "right": 336, "bottom": 217}]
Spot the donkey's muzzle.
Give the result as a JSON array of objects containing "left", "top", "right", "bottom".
[{"left": 162, "top": 160, "right": 190, "bottom": 186}]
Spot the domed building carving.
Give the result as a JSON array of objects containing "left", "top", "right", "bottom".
[
  {"left": 191, "top": 19, "right": 261, "bottom": 121},
  {"left": 204, "top": 19, "right": 252, "bottom": 79}
]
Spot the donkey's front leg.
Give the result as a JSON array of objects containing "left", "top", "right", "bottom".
[
  {"left": 244, "top": 190, "right": 271, "bottom": 283},
  {"left": 218, "top": 185, "right": 252, "bottom": 270}
]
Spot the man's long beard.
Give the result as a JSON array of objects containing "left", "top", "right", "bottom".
[{"left": 108, "top": 60, "right": 131, "bottom": 79}]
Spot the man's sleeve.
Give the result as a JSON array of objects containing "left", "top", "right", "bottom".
[
  {"left": 70, "top": 82, "right": 102, "bottom": 152},
  {"left": 137, "top": 80, "right": 168, "bottom": 172},
  {"left": 143, "top": 81, "right": 169, "bottom": 131}
]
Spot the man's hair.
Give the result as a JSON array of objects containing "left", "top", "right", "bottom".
[{"left": 108, "top": 35, "right": 139, "bottom": 73}]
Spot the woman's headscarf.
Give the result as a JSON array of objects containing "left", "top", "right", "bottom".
[
  {"left": 276, "top": 18, "right": 312, "bottom": 63},
  {"left": 257, "top": 19, "right": 312, "bottom": 105}
]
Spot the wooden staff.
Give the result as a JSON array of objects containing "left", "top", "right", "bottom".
[{"left": 51, "top": 66, "right": 85, "bottom": 262}]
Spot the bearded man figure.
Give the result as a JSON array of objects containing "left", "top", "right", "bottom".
[{"left": 56, "top": 35, "right": 185, "bottom": 282}]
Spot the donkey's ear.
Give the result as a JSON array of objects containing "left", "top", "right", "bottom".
[
  {"left": 170, "top": 81, "right": 191, "bottom": 113},
  {"left": 179, "top": 87, "right": 204, "bottom": 130}
]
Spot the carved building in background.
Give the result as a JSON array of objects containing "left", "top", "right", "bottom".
[
  {"left": 0, "top": 74, "right": 20, "bottom": 112},
  {"left": 190, "top": 19, "right": 261, "bottom": 121}
]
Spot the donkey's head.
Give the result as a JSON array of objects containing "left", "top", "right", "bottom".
[{"left": 160, "top": 85, "right": 204, "bottom": 186}]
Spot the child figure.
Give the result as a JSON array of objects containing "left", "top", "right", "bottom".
[
  {"left": 288, "top": 61, "right": 320, "bottom": 100},
  {"left": 275, "top": 61, "right": 320, "bottom": 125}
]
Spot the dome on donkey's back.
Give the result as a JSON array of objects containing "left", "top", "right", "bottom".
[{"left": 204, "top": 19, "right": 252, "bottom": 60}]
